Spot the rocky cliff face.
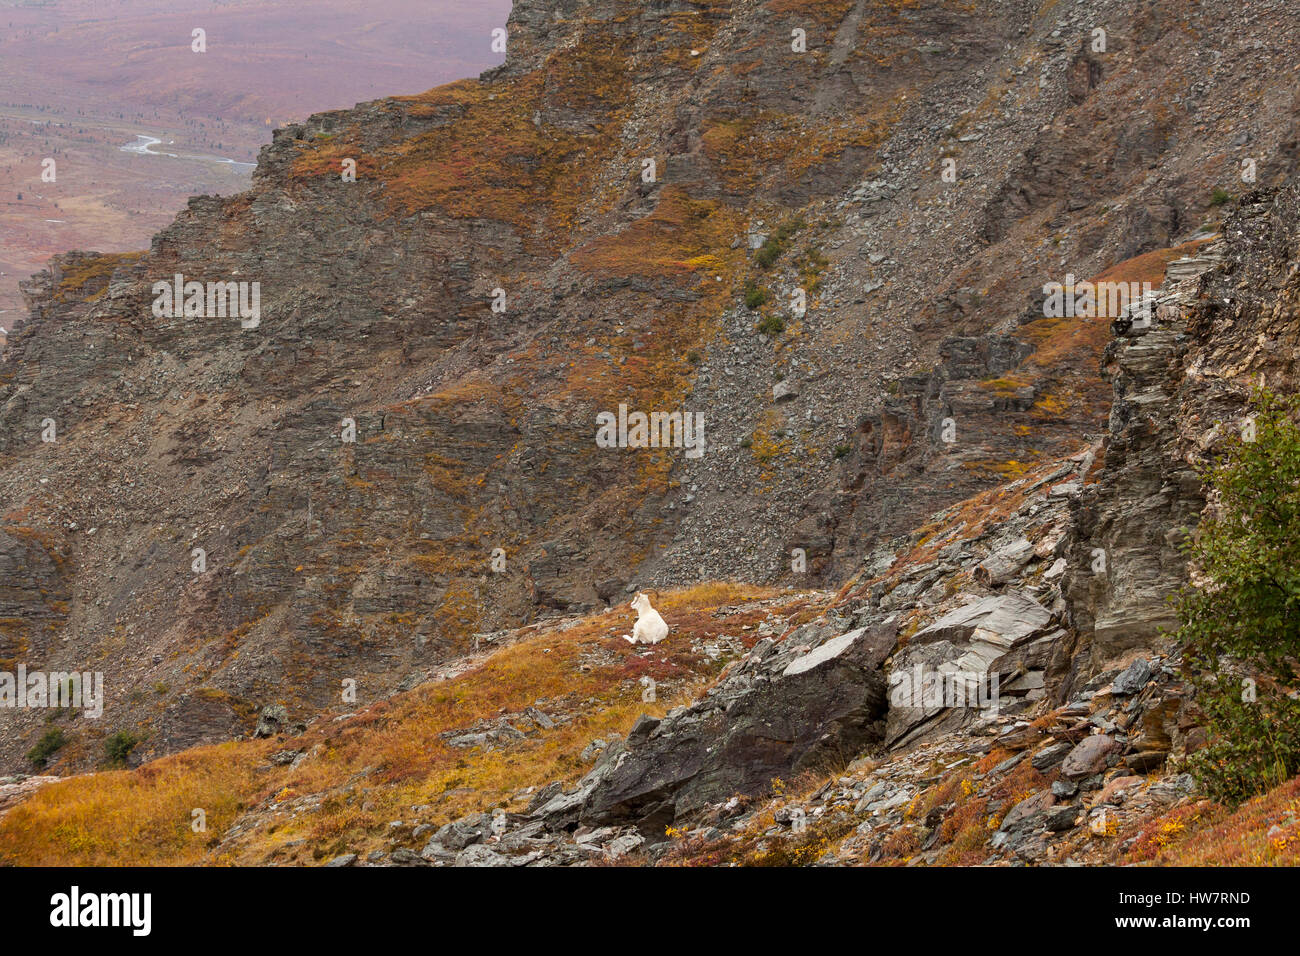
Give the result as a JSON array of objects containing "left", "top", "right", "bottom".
[
  {"left": 5, "top": 181, "right": 1300, "bottom": 863},
  {"left": 2, "top": 0, "right": 1299, "bottom": 787},
  {"left": 416, "top": 195, "right": 1300, "bottom": 863}
]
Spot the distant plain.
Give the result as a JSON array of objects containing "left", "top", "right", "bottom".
[{"left": 0, "top": 0, "right": 511, "bottom": 320}]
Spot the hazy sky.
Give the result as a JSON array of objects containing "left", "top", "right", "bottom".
[{"left": 0, "top": 0, "right": 516, "bottom": 129}]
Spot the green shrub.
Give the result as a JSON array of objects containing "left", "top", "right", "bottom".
[
  {"left": 104, "top": 731, "right": 141, "bottom": 768},
  {"left": 755, "top": 217, "right": 806, "bottom": 269},
  {"left": 1210, "top": 187, "right": 1232, "bottom": 207},
  {"left": 27, "top": 727, "right": 68, "bottom": 769},
  {"left": 1178, "top": 388, "right": 1300, "bottom": 803},
  {"left": 757, "top": 314, "right": 785, "bottom": 336},
  {"left": 743, "top": 279, "right": 769, "bottom": 310}
]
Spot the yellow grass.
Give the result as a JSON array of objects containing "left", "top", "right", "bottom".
[
  {"left": 0, "top": 585, "right": 815, "bottom": 866},
  {"left": 0, "top": 741, "right": 272, "bottom": 865}
]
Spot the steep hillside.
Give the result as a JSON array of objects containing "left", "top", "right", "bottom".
[
  {"left": 4, "top": 175, "right": 1300, "bottom": 865},
  {"left": 2, "top": 189, "right": 1298, "bottom": 864},
  {"left": 2, "top": 0, "right": 1299, "bottom": 830}
]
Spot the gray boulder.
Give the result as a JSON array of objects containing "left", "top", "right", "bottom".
[
  {"left": 547, "top": 619, "right": 896, "bottom": 835},
  {"left": 433, "top": 815, "right": 489, "bottom": 851},
  {"left": 1111, "top": 658, "right": 1152, "bottom": 696},
  {"left": 973, "top": 539, "right": 1035, "bottom": 586},
  {"left": 1031, "top": 740, "right": 1073, "bottom": 770},
  {"left": 455, "top": 844, "right": 511, "bottom": 867},
  {"left": 254, "top": 704, "right": 289, "bottom": 738},
  {"left": 1061, "top": 734, "right": 1118, "bottom": 779}
]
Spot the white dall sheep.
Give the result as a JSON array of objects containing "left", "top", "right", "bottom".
[{"left": 622, "top": 591, "right": 669, "bottom": 645}]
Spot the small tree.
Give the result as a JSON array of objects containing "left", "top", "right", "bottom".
[
  {"left": 26, "top": 727, "right": 67, "bottom": 769},
  {"left": 104, "top": 731, "right": 140, "bottom": 768},
  {"left": 1178, "top": 388, "right": 1300, "bottom": 803}
]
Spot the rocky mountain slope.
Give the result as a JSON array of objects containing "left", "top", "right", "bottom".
[
  {"left": 4, "top": 189, "right": 1300, "bottom": 864},
  {"left": 2, "top": 0, "right": 1300, "bottom": 866},
  {"left": 4, "top": 196, "right": 1299, "bottom": 866}
]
